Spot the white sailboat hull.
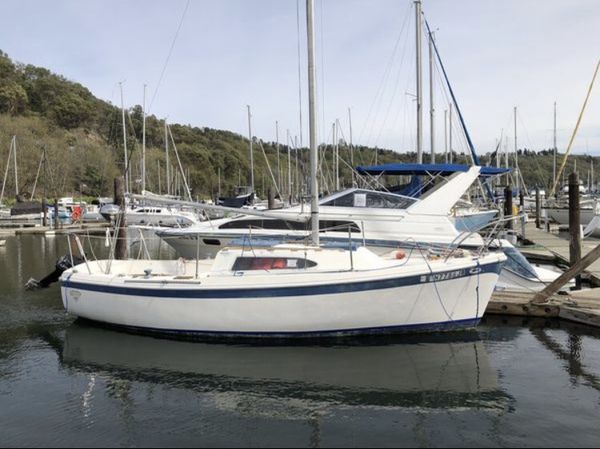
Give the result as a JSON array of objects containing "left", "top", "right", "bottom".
[{"left": 61, "top": 255, "right": 503, "bottom": 337}]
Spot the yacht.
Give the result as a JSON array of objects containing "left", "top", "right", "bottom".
[{"left": 157, "top": 167, "right": 486, "bottom": 260}]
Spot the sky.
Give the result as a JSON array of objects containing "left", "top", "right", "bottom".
[{"left": 1, "top": 0, "right": 599, "bottom": 157}]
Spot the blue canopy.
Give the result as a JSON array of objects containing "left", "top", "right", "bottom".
[{"left": 356, "top": 163, "right": 511, "bottom": 177}]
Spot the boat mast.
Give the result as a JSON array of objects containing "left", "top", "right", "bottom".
[
  {"left": 415, "top": 0, "right": 423, "bottom": 163},
  {"left": 157, "top": 160, "right": 162, "bottom": 195},
  {"left": 443, "top": 109, "right": 448, "bottom": 163},
  {"left": 142, "top": 84, "right": 147, "bottom": 193},
  {"left": 165, "top": 120, "right": 170, "bottom": 196},
  {"left": 276, "top": 121, "right": 281, "bottom": 194},
  {"left": 348, "top": 107, "right": 355, "bottom": 186},
  {"left": 247, "top": 105, "right": 255, "bottom": 193},
  {"left": 429, "top": 30, "right": 435, "bottom": 163},
  {"left": 119, "top": 82, "right": 129, "bottom": 194},
  {"left": 514, "top": 106, "right": 520, "bottom": 193},
  {"left": 553, "top": 101, "right": 557, "bottom": 189},
  {"left": 12, "top": 136, "right": 18, "bottom": 197},
  {"left": 334, "top": 121, "right": 340, "bottom": 191},
  {"left": 307, "top": 0, "right": 319, "bottom": 245},
  {"left": 287, "top": 129, "right": 292, "bottom": 205},
  {"left": 448, "top": 104, "right": 453, "bottom": 163},
  {"left": 1, "top": 137, "right": 14, "bottom": 204}
]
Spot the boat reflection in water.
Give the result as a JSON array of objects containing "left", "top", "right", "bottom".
[{"left": 61, "top": 322, "right": 511, "bottom": 416}]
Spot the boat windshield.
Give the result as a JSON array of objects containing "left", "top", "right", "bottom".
[
  {"left": 503, "top": 247, "right": 538, "bottom": 279},
  {"left": 320, "top": 189, "right": 416, "bottom": 209}
]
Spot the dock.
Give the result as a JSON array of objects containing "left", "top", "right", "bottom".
[
  {"left": 0, "top": 223, "right": 109, "bottom": 237},
  {"left": 487, "top": 221, "right": 600, "bottom": 329}
]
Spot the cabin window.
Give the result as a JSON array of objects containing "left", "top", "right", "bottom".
[
  {"left": 232, "top": 257, "right": 317, "bottom": 271},
  {"left": 203, "top": 239, "right": 221, "bottom": 246},
  {"left": 219, "top": 219, "right": 360, "bottom": 233}
]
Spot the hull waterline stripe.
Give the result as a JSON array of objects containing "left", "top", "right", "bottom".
[{"left": 77, "top": 317, "right": 482, "bottom": 337}]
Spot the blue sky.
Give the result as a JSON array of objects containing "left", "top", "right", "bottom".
[{"left": 1, "top": 0, "right": 599, "bottom": 156}]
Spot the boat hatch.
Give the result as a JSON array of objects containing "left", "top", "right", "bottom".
[{"left": 232, "top": 257, "right": 317, "bottom": 271}]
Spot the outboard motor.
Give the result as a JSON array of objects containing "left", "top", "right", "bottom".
[{"left": 25, "top": 255, "right": 85, "bottom": 290}]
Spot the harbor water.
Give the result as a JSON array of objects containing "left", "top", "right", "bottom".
[{"left": 1, "top": 235, "right": 600, "bottom": 447}]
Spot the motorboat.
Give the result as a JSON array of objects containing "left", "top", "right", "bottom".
[
  {"left": 157, "top": 167, "right": 487, "bottom": 260},
  {"left": 493, "top": 239, "right": 569, "bottom": 292},
  {"left": 0, "top": 204, "right": 10, "bottom": 219},
  {"left": 100, "top": 203, "right": 202, "bottom": 227}
]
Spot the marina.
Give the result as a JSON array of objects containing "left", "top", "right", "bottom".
[{"left": 1, "top": 0, "right": 600, "bottom": 446}]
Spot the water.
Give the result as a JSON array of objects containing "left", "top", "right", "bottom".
[{"left": 2, "top": 235, "right": 600, "bottom": 447}]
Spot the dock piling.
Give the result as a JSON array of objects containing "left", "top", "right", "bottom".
[
  {"left": 535, "top": 187, "right": 541, "bottom": 229},
  {"left": 504, "top": 186, "right": 513, "bottom": 230},
  {"left": 520, "top": 190, "right": 526, "bottom": 239},
  {"left": 569, "top": 171, "right": 582, "bottom": 290},
  {"left": 53, "top": 200, "right": 59, "bottom": 230}
]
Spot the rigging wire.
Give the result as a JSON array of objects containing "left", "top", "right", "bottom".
[
  {"left": 296, "top": 0, "right": 304, "bottom": 148},
  {"left": 357, "top": 1, "right": 412, "bottom": 146},
  {"left": 373, "top": 12, "right": 413, "bottom": 148},
  {"left": 148, "top": 0, "right": 191, "bottom": 113}
]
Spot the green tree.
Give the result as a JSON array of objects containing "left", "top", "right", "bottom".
[{"left": 0, "top": 82, "right": 28, "bottom": 114}]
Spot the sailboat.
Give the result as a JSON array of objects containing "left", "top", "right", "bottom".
[{"left": 59, "top": 0, "right": 505, "bottom": 337}]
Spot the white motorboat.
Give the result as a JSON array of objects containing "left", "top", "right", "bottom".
[
  {"left": 493, "top": 240, "right": 570, "bottom": 292},
  {"left": 157, "top": 167, "right": 487, "bottom": 260},
  {"left": 452, "top": 208, "right": 498, "bottom": 232},
  {"left": 0, "top": 205, "right": 10, "bottom": 219},
  {"left": 100, "top": 203, "right": 202, "bottom": 227}
]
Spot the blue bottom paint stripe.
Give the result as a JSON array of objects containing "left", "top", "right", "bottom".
[{"left": 79, "top": 317, "right": 482, "bottom": 338}]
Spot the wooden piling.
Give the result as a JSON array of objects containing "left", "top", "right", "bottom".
[
  {"left": 114, "top": 176, "right": 128, "bottom": 260},
  {"left": 504, "top": 186, "right": 513, "bottom": 230},
  {"left": 268, "top": 187, "right": 276, "bottom": 210},
  {"left": 535, "top": 187, "right": 541, "bottom": 229},
  {"left": 569, "top": 171, "right": 582, "bottom": 289},
  {"left": 519, "top": 190, "right": 526, "bottom": 239},
  {"left": 42, "top": 198, "right": 48, "bottom": 227},
  {"left": 54, "top": 200, "right": 59, "bottom": 230}
]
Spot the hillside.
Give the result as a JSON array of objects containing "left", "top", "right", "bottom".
[{"left": 0, "top": 49, "right": 596, "bottom": 202}]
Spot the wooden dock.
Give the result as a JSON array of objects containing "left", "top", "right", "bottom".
[
  {"left": 519, "top": 221, "right": 600, "bottom": 286},
  {"left": 486, "top": 221, "right": 600, "bottom": 329},
  {"left": 0, "top": 223, "right": 109, "bottom": 237}
]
